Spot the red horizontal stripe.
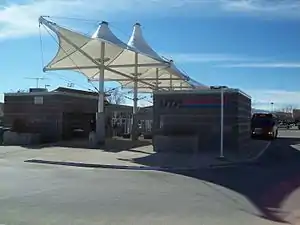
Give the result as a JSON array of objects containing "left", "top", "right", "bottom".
[{"left": 183, "top": 99, "right": 225, "bottom": 104}]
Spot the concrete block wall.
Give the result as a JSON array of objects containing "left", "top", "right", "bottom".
[
  {"left": 153, "top": 135, "right": 198, "bottom": 153},
  {"left": 153, "top": 89, "right": 251, "bottom": 152},
  {"left": 3, "top": 131, "right": 41, "bottom": 145}
]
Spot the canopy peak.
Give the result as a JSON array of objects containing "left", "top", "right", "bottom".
[
  {"left": 91, "top": 21, "right": 127, "bottom": 48},
  {"left": 128, "top": 22, "right": 162, "bottom": 60}
]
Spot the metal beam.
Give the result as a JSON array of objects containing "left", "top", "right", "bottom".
[
  {"left": 136, "top": 86, "right": 193, "bottom": 89},
  {"left": 90, "top": 77, "right": 184, "bottom": 82},
  {"left": 44, "top": 63, "right": 168, "bottom": 71},
  {"left": 108, "top": 63, "right": 167, "bottom": 68}
]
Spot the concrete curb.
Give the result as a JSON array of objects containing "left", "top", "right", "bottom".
[
  {"left": 24, "top": 159, "right": 201, "bottom": 172},
  {"left": 25, "top": 141, "right": 272, "bottom": 171},
  {"left": 209, "top": 141, "right": 272, "bottom": 168}
]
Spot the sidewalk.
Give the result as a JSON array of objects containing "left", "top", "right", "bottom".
[{"left": 16, "top": 138, "right": 272, "bottom": 171}]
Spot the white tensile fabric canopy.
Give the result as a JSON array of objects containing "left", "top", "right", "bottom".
[
  {"left": 41, "top": 18, "right": 169, "bottom": 91},
  {"left": 39, "top": 16, "right": 209, "bottom": 142},
  {"left": 119, "top": 23, "right": 207, "bottom": 92},
  {"left": 40, "top": 17, "right": 207, "bottom": 92}
]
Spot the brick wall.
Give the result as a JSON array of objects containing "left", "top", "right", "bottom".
[
  {"left": 4, "top": 93, "right": 99, "bottom": 141},
  {"left": 3, "top": 92, "right": 138, "bottom": 141}
]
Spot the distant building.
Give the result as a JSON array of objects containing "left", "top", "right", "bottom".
[
  {"left": 293, "top": 109, "right": 300, "bottom": 122},
  {"left": 251, "top": 108, "right": 270, "bottom": 114},
  {"left": 274, "top": 111, "right": 293, "bottom": 121}
]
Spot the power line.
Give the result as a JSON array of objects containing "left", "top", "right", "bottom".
[{"left": 47, "top": 16, "right": 100, "bottom": 24}]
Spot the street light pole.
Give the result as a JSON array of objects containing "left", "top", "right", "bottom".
[
  {"left": 210, "top": 85, "right": 227, "bottom": 160},
  {"left": 219, "top": 87, "right": 225, "bottom": 159},
  {"left": 271, "top": 102, "right": 274, "bottom": 112}
]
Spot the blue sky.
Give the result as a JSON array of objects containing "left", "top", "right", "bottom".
[{"left": 1, "top": 0, "right": 300, "bottom": 110}]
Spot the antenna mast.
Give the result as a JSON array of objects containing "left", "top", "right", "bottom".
[{"left": 25, "top": 77, "right": 48, "bottom": 88}]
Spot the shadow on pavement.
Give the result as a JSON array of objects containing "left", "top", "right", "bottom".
[
  {"left": 23, "top": 136, "right": 300, "bottom": 223},
  {"left": 123, "top": 139, "right": 269, "bottom": 169},
  {"left": 173, "top": 137, "right": 300, "bottom": 224},
  {"left": 22, "top": 138, "right": 152, "bottom": 154}
]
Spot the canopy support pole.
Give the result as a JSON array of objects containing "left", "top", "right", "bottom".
[
  {"left": 155, "top": 68, "right": 159, "bottom": 90},
  {"left": 96, "top": 41, "right": 106, "bottom": 145},
  {"left": 169, "top": 74, "right": 173, "bottom": 90},
  {"left": 132, "top": 52, "right": 139, "bottom": 141}
]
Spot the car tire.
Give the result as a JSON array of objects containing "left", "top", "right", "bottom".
[{"left": 271, "top": 133, "right": 275, "bottom": 140}]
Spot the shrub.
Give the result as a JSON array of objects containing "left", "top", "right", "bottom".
[{"left": 12, "top": 119, "right": 28, "bottom": 133}]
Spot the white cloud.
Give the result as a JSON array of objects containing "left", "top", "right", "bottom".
[
  {"left": 1, "top": 0, "right": 300, "bottom": 40},
  {"left": 221, "top": 0, "right": 257, "bottom": 12},
  {"left": 0, "top": 0, "right": 215, "bottom": 40},
  {"left": 218, "top": 62, "right": 300, "bottom": 68},
  {"left": 247, "top": 89, "right": 300, "bottom": 110},
  {"left": 0, "top": 0, "right": 93, "bottom": 39},
  {"left": 221, "top": 0, "right": 300, "bottom": 13},
  {"left": 163, "top": 53, "right": 251, "bottom": 63}
]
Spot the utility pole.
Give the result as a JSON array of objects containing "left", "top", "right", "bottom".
[{"left": 25, "top": 77, "right": 47, "bottom": 88}]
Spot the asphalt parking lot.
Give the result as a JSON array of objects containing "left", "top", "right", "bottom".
[{"left": 0, "top": 129, "right": 300, "bottom": 225}]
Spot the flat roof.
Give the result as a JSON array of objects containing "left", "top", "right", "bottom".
[
  {"left": 5, "top": 91, "right": 100, "bottom": 100},
  {"left": 4, "top": 87, "right": 107, "bottom": 101},
  {"left": 153, "top": 88, "right": 251, "bottom": 99}
]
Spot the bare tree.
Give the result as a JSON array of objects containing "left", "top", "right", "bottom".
[
  {"left": 105, "top": 88, "right": 125, "bottom": 105},
  {"left": 286, "top": 105, "right": 295, "bottom": 113},
  {"left": 7, "top": 89, "right": 28, "bottom": 93},
  {"left": 17, "top": 89, "right": 29, "bottom": 93},
  {"left": 279, "top": 105, "right": 295, "bottom": 113}
]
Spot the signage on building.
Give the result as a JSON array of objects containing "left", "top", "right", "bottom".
[
  {"left": 34, "top": 96, "right": 44, "bottom": 105},
  {"left": 160, "top": 97, "right": 227, "bottom": 109},
  {"left": 160, "top": 99, "right": 182, "bottom": 108}
]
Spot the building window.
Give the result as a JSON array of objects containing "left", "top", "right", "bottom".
[{"left": 34, "top": 96, "right": 44, "bottom": 105}]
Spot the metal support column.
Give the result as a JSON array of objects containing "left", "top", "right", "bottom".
[
  {"left": 96, "top": 41, "right": 106, "bottom": 145},
  {"left": 169, "top": 74, "right": 173, "bottom": 90},
  {"left": 131, "top": 52, "right": 139, "bottom": 141},
  {"left": 155, "top": 68, "right": 159, "bottom": 90}
]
